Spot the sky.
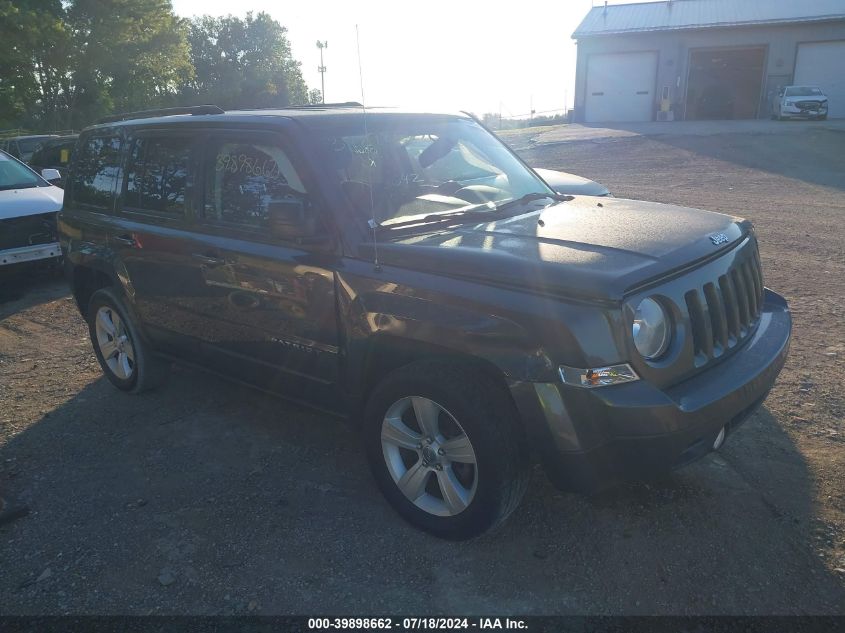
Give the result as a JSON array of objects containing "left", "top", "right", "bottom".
[{"left": 169, "top": 0, "right": 647, "bottom": 117}]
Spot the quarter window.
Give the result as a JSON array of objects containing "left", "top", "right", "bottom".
[
  {"left": 203, "top": 139, "right": 309, "bottom": 230},
  {"left": 124, "top": 136, "right": 190, "bottom": 216},
  {"left": 70, "top": 135, "right": 122, "bottom": 210}
]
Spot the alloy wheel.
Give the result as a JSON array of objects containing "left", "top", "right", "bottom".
[
  {"left": 94, "top": 306, "right": 135, "bottom": 380},
  {"left": 380, "top": 396, "right": 478, "bottom": 517}
]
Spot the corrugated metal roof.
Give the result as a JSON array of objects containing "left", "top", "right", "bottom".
[{"left": 573, "top": 0, "right": 845, "bottom": 38}]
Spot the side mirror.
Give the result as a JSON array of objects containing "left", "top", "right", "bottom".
[
  {"left": 41, "top": 168, "right": 62, "bottom": 183},
  {"left": 267, "top": 198, "right": 317, "bottom": 239}
]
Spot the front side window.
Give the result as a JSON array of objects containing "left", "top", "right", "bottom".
[
  {"left": 124, "top": 136, "right": 190, "bottom": 216},
  {"left": 203, "top": 138, "right": 309, "bottom": 230},
  {"left": 316, "top": 117, "right": 551, "bottom": 227},
  {"left": 70, "top": 134, "right": 122, "bottom": 210},
  {"left": 36, "top": 141, "right": 74, "bottom": 167}
]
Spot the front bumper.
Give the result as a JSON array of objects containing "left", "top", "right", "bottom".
[
  {"left": 781, "top": 105, "right": 827, "bottom": 118},
  {"left": 0, "top": 242, "right": 62, "bottom": 267},
  {"left": 511, "top": 289, "right": 791, "bottom": 492}
]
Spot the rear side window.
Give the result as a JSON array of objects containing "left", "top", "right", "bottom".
[
  {"left": 202, "top": 138, "right": 309, "bottom": 230},
  {"left": 70, "top": 134, "right": 122, "bottom": 210},
  {"left": 123, "top": 136, "right": 191, "bottom": 217}
]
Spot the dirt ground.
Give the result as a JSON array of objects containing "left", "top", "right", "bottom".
[{"left": 1, "top": 122, "right": 844, "bottom": 615}]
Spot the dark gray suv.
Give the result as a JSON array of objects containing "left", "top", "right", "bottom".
[{"left": 59, "top": 104, "right": 792, "bottom": 539}]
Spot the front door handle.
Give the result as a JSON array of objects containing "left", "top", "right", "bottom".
[
  {"left": 112, "top": 234, "right": 137, "bottom": 247},
  {"left": 191, "top": 253, "right": 225, "bottom": 267}
]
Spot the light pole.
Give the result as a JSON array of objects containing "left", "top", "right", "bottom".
[{"left": 316, "top": 40, "right": 327, "bottom": 103}]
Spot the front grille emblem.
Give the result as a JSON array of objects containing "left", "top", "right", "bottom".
[{"left": 709, "top": 233, "right": 729, "bottom": 245}]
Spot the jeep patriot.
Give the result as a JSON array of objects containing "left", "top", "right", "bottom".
[{"left": 59, "top": 104, "right": 792, "bottom": 539}]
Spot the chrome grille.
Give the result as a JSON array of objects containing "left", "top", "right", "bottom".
[{"left": 684, "top": 247, "right": 764, "bottom": 363}]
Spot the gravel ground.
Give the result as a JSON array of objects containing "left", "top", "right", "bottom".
[{"left": 1, "top": 121, "right": 844, "bottom": 615}]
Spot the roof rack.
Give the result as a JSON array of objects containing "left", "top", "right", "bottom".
[
  {"left": 97, "top": 105, "right": 224, "bottom": 124},
  {"left": 283, "top": 102, "right": 363, "bottom": 109}
]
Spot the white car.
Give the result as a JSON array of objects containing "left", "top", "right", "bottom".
[
  {"left": 534, "top": 168, "right": 611, "bottom": 197},
  {"left": 0, "top": 150, "right": 64, "bottom": 268},
  {"left": 772, "top": 86, "right": 829, "bottom": 121}
]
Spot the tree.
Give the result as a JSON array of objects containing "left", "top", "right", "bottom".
[
  {"left": 0, "top": 3, "right": 318, "bottom": 131},
  {"left": 308, "top": 88, "right": 322, "bottom": 105},
  {"left": 65, "top": 0, "right": 193, "bottom": 126},
  {"left": 181, "top": 12, "right": 310, "bottom": 109},
  {"left": 0, "top": 0, "right": 69, "bottom": 130}
]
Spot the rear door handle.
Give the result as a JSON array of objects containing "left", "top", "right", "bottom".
[
  {"left": 112, "top": 234, "right": 137, "bottom": 247},
  {"left": 191, "top": 253, "right": 225, "bottom": 267}
]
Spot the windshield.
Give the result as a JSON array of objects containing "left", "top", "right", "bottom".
[
  {"left": 316, "top": 117, "right": 554, "bottom": 227},
  {"left": 0, "top": 152, "right": 45, "bottom": 191},
  {"left": 785, "top": 86, "right": 823, "bottom": 97}
]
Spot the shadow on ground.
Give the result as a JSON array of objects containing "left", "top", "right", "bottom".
[
  {"left": 0, "top": 267, "right": 68, "bottom": 317},
  {"left": 1, "top": 366, "right": 843, "bottom": 615}
]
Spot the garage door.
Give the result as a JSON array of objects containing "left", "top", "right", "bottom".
[
  {"left": 585, "top": 52, "right": 657, "bottom": 123},
  {"left": 794, "top": 41, "right": 845, "bottom": 119}
]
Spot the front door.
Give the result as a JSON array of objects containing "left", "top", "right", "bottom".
[{"left": 189, "top": 131, "right": 341, "bottom": 409}]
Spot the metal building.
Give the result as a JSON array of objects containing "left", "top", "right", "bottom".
[{"left": 571, "top": 0, "right": 845, "bottom": 122}]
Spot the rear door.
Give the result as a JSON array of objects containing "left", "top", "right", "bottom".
[
  {"left": 110, "top": 129, "right": 209, "bottom": 357},
  {"left": 188, "top": 130, "right": 342, "bottom": 407}
]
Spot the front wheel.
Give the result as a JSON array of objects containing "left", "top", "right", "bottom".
[{"left": 363, "top": 361, "right": 529, "bottom": 539}]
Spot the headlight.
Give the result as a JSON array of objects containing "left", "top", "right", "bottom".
[{"left": 632, "top": 297, "right": 671, "bottom": 360}]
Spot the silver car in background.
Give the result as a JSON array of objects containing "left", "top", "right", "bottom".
[{"left": 772, "top": 86, "right": 829, "bottom": 120}]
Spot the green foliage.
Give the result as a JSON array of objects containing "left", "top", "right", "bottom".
[
  {"left": 0, "top": 0, "right": 69, "bottom": 129},
  {"left": 180, "top": 12, "right": 309, "bottom": 109},
  {"left": 481, "top": 112, "right": 570, "bottom": 131},
  {"left": 0, "top": 3, "right": 315, "bottom": 132}
]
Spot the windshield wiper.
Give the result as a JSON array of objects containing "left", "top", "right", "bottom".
[
  {"left": 375, "top": 203, "right": 506, "bottom": 232},
  {"left": 491, "top": 191, "right": 572, "bottom": 213},
  {"left": 375, "top": 192, "right": 572, "bottom": 232},
  {"left": 0, "top": 183, "right": 40, "bottom": 191}
]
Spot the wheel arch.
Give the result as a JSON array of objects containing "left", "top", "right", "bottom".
[
  {"left": 70, "top": 264, "right": 119, "bottom": 316},
  {"left": 348, "top": 333, "right": 519, "bottom": 422}
]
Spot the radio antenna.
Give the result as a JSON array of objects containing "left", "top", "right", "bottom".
[{"left": 356, "top": 24, "right": 380, "bottom": 272}]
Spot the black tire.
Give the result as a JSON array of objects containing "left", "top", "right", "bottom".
[
  {"left": 363, "top": 360, "right": 530, "bottom": 540},
  {"left": 819, "top": 115, "right": 828, "bottom": 121},
  {"left": 87, "top": 287, "right": 170, "bottom": 393}
]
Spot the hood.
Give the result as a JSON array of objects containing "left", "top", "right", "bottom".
[
  {"left": 784, "top": 95, "right": 827, "bottom": 104},
  {"left": 367, "top": 197, "right": 748, "bottom": 302},
  {"left": 534, "top": 168, "right": 611, "bottom": 197},
  {"left": 0, "top": 186, "right": 63, "bottom": 220}
]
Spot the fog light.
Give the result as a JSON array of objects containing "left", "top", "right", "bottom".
[{"left": 559, "top": 363, "right": 639, "bottom": 388}]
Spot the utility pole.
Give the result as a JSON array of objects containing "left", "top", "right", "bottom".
[{"left": 316, "top": 40, "right": 328, "bottom": 103}]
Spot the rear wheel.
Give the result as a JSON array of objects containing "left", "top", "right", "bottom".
[
  {"left": 364, "top": 361, "right": 529, "bottom": 539},
  {"left": 87, "top": 288, "right": 170, "bottom": 393}
]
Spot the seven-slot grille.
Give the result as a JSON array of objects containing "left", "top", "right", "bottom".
[{"left": 684, "top": 247, "right": 764, "bottom": 363}]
